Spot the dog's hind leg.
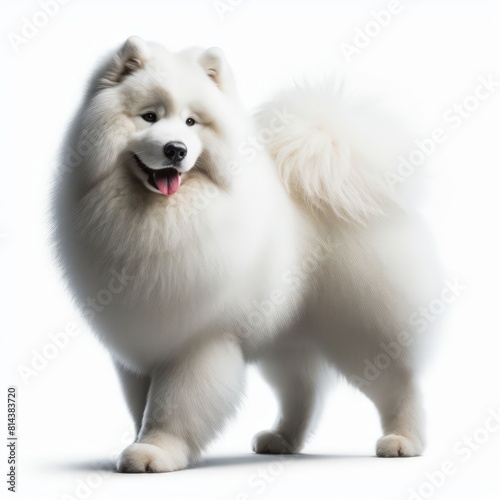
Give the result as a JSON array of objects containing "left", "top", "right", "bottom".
[
  {"left": 252, "top": 336, "right": 330, "bottom": 454},
  {"left": 330, "top": 332, "right": 425, "bottom": 457},
  {"left": 357, "top": 369, "right": 425, "bottom": 457}
]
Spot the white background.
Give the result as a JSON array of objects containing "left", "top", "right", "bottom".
[{"left": 2, "top": 0, "right": 500, "bottom": 499}]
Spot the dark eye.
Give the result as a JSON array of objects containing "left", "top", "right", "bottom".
[
  {"left": 141, "top": 112, "right": 157, "bottom": 123},
  {"left": 186, "top": 117, "right": 196, "bottom": 127}
]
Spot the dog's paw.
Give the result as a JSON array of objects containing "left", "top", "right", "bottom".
[
  {"left": 376, "top": 434, "right": 422, "bottom": 458},
  {"left": 117, "top": 439, "right": 189, "bottom": 473},
  {"left": 252, "top": 430, "right": 297, "bottom": 454}
]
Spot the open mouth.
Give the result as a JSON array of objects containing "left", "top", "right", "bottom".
[{"left": 133, "top": 154, "right": 181, "bottom": 196}]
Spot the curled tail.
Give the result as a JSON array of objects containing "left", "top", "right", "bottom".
[{"left": 256, "top": 80, "right": 415, "bottom": 223}]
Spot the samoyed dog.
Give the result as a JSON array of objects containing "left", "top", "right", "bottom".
[{"left": 52, "top": 36, "right": 441, "bottom": 472}]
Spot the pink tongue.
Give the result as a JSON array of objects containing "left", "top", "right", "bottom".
[{"left": 153, "top": 169, "right": 181, "bottom": 196}]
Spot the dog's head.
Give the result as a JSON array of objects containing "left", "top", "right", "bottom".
[{"left": 77, "top": 36, "right": 244, "bottom": 197}]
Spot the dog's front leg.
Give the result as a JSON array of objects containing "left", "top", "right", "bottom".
[{"left": 117, "top": 337, "right": 245, "bottom": 472}]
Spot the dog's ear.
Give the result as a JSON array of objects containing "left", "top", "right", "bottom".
[
  {"left": 100, "top": 36, "right": 151, "bottom": 87},
  {"left": 198, "top": 48, "right": 234, "bottom": 93}
]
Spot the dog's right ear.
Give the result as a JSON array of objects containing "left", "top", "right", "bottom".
[{"left": 100, "top": 36, "right": 151, "bottom": 88}]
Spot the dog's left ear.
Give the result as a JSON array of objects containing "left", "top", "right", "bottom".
[
  {"left": 198, "top": 48, "right": 234, "bottom": 93},
  {"left": 100, "top": 36, "right": 151, "bottom": 87}
]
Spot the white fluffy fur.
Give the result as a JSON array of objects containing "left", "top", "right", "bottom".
[{"left": 52, "top": 37, "right": 441, "bottom": 472}]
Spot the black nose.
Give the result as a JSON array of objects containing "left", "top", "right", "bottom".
[{"left": 163, "top": 141, "right": 187, "bottom": 165}]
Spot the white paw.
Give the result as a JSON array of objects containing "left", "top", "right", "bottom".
[
  {"left": 376, "top": 434, "right": 422, "bottom": 457},
  {"left": 252, "top": 430, "right": 297, "bottom": 454},
  {"left": 117, "top": 439, "right": 189, "bottom": 473}
]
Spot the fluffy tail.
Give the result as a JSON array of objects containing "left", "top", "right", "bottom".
[{"left": 256, "top": 80, "right": 416, "bottom": 223}]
